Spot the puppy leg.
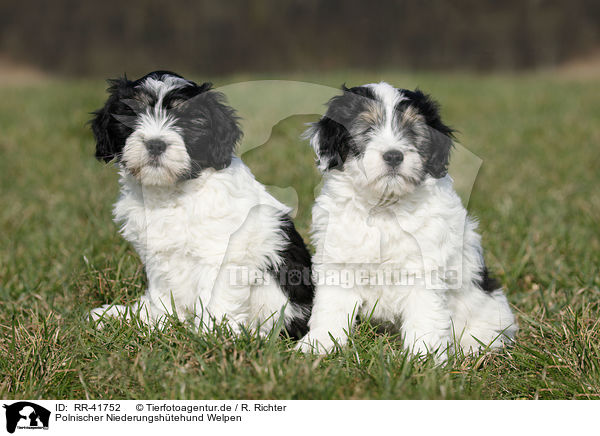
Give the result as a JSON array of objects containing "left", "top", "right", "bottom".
[
  {"left": 195, "top": 264, "right": 252, "bottom": 334},
  {"left": 399, "top": 288, "right": 452, "bottom": 360},
  {"left": 88, "top": 292, "right": 156, "bottom": 328},
  {"left": 449, "top": 287, "right": 518, "bottom": 353},
  {"left": 88, "top": 304, "right": 129, "bottom": 327},
  {"left": 297, "top": 285, "right": 362, "bottom": 354},
  {"left": 247, "top": 279, "right": 307, "bottom": 338}
]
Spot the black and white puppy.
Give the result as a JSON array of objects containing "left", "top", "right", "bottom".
[
  {"left": 89, "top": 71, "right": 313, "bottom": 338},
  {"left": 298, "top": 82, "right": 517, "bottom": 357}
]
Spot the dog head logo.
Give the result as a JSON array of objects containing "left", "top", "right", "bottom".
[{"left": 2, "top": 402, "right": 50, "bottom": 433}]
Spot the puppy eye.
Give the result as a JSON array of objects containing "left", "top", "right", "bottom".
[
  {"left": 165, "top": 99, "right": 186, "bottom": 110},
  {"left": 121, "top": 99, "right": 145, "bottom": 114}
]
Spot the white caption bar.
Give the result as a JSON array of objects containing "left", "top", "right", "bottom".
[{"left": 0, "top": 400, "right": 594, "bottom": 435}]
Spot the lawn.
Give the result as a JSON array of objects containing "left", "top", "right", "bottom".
[{"left": 0, "top": 70, "right": 599, "bottom": 399}]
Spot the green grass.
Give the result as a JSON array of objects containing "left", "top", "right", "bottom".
[{"left": 1, "top": 71, "right": 599, "bottom": 399}]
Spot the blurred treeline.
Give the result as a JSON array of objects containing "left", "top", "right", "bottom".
[{"left": 1, "top": 0, "right": 598, "bottom": 76}]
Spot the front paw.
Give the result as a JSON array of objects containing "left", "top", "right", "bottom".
[
  {"left": 295, "top": 332, "right": 341, "bottom": 354},
  {"left": 403, "top": 331, "right": 450, "bottom": 363},
  {"left": 87, "top": 304, "right": 127, "bottom": 329},
  {"left": 195, "top": 312, "right": 243, "bottom": 335}
]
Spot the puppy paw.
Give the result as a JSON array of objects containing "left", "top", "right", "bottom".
[
  {"left": 87, "top": 304, "right": 128, "bottom": 329},
  {"left": 404, "top": 332, "right": 451, "bottom": 363},
  {"left": 195, "top": 312, "right": 244, "bottom": 335},
  {"left": 459, "top": 328, "right": 517, "bottom": 355},
  {"left": 295, "top": 333, "right": 340, "bottom": 354}
]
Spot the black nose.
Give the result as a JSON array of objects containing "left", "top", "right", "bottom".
[
  {"left": 146, "top": 139, "right": 167, "bottom": 156},
  {"left": 382, "top": 150, "right": 404, "bottom": 167}
]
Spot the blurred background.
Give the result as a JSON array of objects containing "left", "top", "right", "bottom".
[{"left": 1, "top": 0, "right": 599, "bottom": 78}]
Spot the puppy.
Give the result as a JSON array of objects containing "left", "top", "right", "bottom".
[
  {"left": 88, "top": 71, "right": 313, "bottom": 338},
  {"left": 298, "top": 82, "right": 517, "bottom": 357}
]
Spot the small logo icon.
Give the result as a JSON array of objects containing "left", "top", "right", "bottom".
[{"left": 2, "top": 402, "right": 50, "bottom": 434}]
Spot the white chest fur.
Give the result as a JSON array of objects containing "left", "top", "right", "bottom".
[
  {"left": 112, "top": 158, "right": 291, "bottom": 309},
  {"left": 302, "top": 173, "right": 517, "bottom": 356}
]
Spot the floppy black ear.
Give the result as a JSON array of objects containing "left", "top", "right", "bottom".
[
  {"left": 307, "top": 114, "right": 351, "bottom": 171},
  {"left": 91, "top": 97, "right": 115, "bottom": 162},
  {"left": 307, "top": 85, "right": 374, "bottom": 171},
  {"left": 90, "top": 77, "right": 134, "bottom": 162},
  {"left": 403, "top": 88, "right": 455, "bottom": 178},
  {"left": 192, "top": 89, "right": 242, "bottom": 170},
  {"left": 425, "top": 127, "right": 453, "bottom": 178}
]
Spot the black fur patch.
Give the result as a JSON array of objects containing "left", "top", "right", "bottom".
[
  {"left": 163, "top": 81, "right": 212, "bottom": 109},
  {"left": 396, "top": 88, "right": 455, "bottom": 179},
  {"left": 313, "top": 85, "right": 376, "bottom": 170},
  {"left": 475, "top": 265, "right": 501, "bottom": 293},
  {"left": 396, "top": 89, "right": 454, "bottom": 179},
  {"left": 171, "top": 89, "right": 242, "bottom": 176},
  {"left": 397, "top": 89, "right": 454, "bottom": 138},
  {"left": 91, "top": 76, "right": 136, "bottom": 162},
  {"left": 268, "top": 216, "right": 315, "bottom": 339}
]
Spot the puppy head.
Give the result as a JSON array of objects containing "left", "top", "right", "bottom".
[
  {"left": 91, "top": 70, "right": 241, "bottom": 185},
  {"left": 306, "top": 82, "right": 454, "bottom": 198}
]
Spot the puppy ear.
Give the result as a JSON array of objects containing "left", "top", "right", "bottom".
[
  {"left": 194, "top": 89, "right": 242, "bottom": 170},
  {"left": 305, "top": 85, "right": 373, "bottom": 172},
  {"left": 305, "top": 115, "right": 351, "bottom": 172},
  {"left": 425, "top": 127, "right": 453, "bottom": 178},
  {"left": 404, "top": 89, "right": 455, "bottom": 178},
  {"left": 90, "top": 77, "right": 133, "bottom": 162},
  {"left": 91, "top": 98, "right": 115, "bottom": 162}
]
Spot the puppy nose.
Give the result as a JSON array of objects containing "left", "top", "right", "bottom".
[
  {"left": 145, "top": 139, "right": 167, "bottom": 156},
  {"left": 383, "top": 150, "right": 404, "bottom": 167}
]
